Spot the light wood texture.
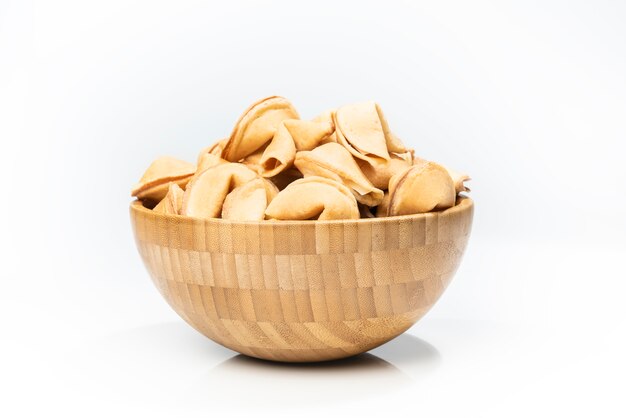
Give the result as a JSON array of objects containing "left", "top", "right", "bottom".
[{"left": 130, "top": 197, "right": 473, "bottom": 362}]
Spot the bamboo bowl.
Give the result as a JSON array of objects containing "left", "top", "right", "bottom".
[{"left": 130, "top": 196, "right": 473, "bottom": 362}]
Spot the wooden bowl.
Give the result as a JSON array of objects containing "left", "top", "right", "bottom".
[{"left": 130, "top": 197, "right": 473, "bottom": 362}]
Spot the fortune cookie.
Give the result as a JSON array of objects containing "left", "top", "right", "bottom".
[
  {"left": 311, "top": 109, "right": 337, "bottom": 143},
  {"left": 443, "top": 166, "right": 471, "bottom": 193},
  {"left": 285, "top": 119, "right": 335, "bottom": 151},
  {"left": 356, "top": 154, "right": 411, "bottom": 190},
  {"left": 153, "top": 183, "right": 184, "bottom": 215},
  {"left": 131, "top": 156, "right": 195, "bottom": 201},
  {"left": 256, "top": 122, "right": 296, "bottom": 177},
  {"left": 334, "top": 101, "right": 407, "bottom": 163},
  {"left": 265, "top": 176, "right": 359, "bottom": 220},
  {"left": 222, "top": 178, "right": 279, "bottom": 221},
  {"left": 294, "top": 143, "right": 383, "bottom": 206},
  {"left": 222, "top": 96, "right": 299, "bottom": 162},
  {"left": 386, "top": 161, "right": 455, "bottom": 216},
  {"left": 241, "top": 146, "right": 266, "bottom": 173},
  {"left": 257, "top": 119, "right": 335, "bottom": 178},
  {"left": 395, "top": 147, "right": 415, "bottom": 164},
  {"left": 181, "top": 163, "right": 258, "bottom": 219},
  {"left": 412, "top": 156, "right": 470, "bottom": 194},
  {"left": 196, "top": 152, "right": 227, "bottom": 175}
]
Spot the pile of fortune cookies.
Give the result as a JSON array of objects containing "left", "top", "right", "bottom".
[{"left": 131, "top": 96, "right": 470, "bottom": 221}]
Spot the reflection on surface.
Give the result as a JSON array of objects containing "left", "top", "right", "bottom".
[
  {"left": 217, "top": 351, "right": 400, "bottom": 375},
  {"left": 79, "top": 322, "right": 442, "bottom": 407},
  {"left": 214, "top": 332, "right": 442, "bottom": 374},
  {"left": 194, "top": 333, "right": 441, "bottom": 407},
  {"left": 371, "top": 332, "right": 442, "bottom": 368}
]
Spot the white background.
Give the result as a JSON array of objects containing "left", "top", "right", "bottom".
[{"left": 2, "top": 0, "right": 625, "bottom": 416}]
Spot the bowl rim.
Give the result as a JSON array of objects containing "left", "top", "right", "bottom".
[{"left": 130, "top": 195, "right": 472, "bottom": 226}]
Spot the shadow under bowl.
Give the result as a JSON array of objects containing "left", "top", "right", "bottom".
[{"left": 130, "top": 197, "right": 473, "bottom": 362}]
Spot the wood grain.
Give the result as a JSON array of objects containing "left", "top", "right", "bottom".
[{"left": 130, "top": 197, "right": 473, "bottom": 362}]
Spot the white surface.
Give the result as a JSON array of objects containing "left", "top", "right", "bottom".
[{"left": 1, "top": 1, "right": 625, "bottom": 417}]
